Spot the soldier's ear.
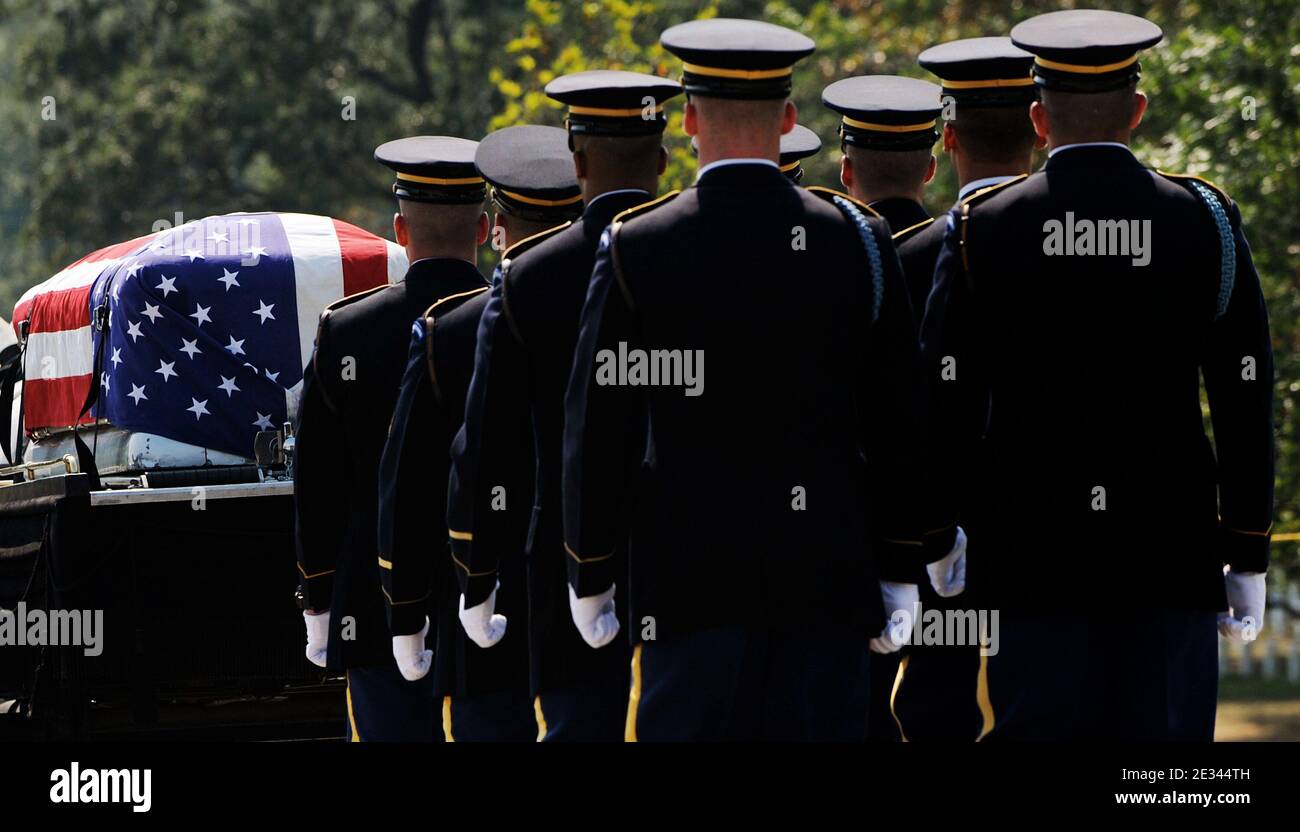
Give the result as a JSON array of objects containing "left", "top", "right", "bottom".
[
  {"left": 1129, "top": 92, "right": 1148, "bottom": 131},
  {"left": 476, "top": 212, "right": 491, "bottom": 247},
  {"left": 683, "top": 99, "right": 699, "bottom": 137},
  {"left": 393, "top": 212, "right": 408, "bottom": 247},
  {"left": 657, "top": 145, "right": 668, "bottom": 175},
  {"left": 942, "top": 122, "right": 958, "bottom": 155},
  {"left": 924, "top": 154, "right": 937, "bottom": 185},
  {"left": 1028, "top": 100, "right": 1050, "bottom": 145},
  {"left": 781, "top": 100, "right": 797, "bottom": 135},
  {"left": 572, "top": 149, "right": 587, "bottom": 180},
  {"left": 839, "top": 154, "right": 853, "bottom": 191}
]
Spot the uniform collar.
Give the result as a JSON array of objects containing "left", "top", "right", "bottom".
[
  {"left": 585, "top": 188, "right": 652, "bottom": 228},
  {"left": 1047, "top": 141, "right": 1132, "bottom": 158},
  {"left": 1043, "top": 143, "right": 1144, "bottom": 173},
  {"left": 404, "top": 256, "right": 487, "bottom": 290},
  {"left": 867, "top": 197, "right": 931, "bottom": 231},
  {"left": 695, "top": 158, "right": 787, "bottom": 188},
  {"left": 957, "top": 175, "right": 1019, "bottom": 202}
]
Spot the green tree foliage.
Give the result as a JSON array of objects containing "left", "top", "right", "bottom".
[{"left": 0, "top": 0, "right": 1295, "bottom": 557}]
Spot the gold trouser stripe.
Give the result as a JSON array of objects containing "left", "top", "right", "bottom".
[
  {"left": 498, "top": 188, "right": 584, "bottom": 207},
  {"left": 534, "top": 696, "right": 548, "bottom": 742},
  {"left": 625, "top": 643, "right": 643, "bottom": 742},
  {"left": 681, "top": 61, "right": 792, "bottom": 80},
  {"left": 565, "top": 542, "right": 614, "bottom": 564},
  {"left": 975, "top": 643, "right": 995, "bottom": 741},
  {"left": 396, "top": 171, "right": 484, "bottom": 186},
  {"left": 1034, "top": 54, "right": 1139, "bottom": 75},
  {"left": 448, "top": 528, "right": 473, "bottom": 541},
  {"left": 442, "top": 696, "right": 455, "bottom": 742},
  {"left": 778, "top": 160, "right": 800, "bottom": 173},
  {"left": 346, "top": 671, "right": 361, "bottom": 742},
  {"left": 889, "top": 655, "right": 910, "bottom": 742},
  {"left": 941, "top": 75, "right": 1035, "bottom": 89},
  {"left": 568, "top": 103, "right": 666, "bottom": 118},
  {"left": 842, "top": 116, "right": 937, "bottom": 133}
]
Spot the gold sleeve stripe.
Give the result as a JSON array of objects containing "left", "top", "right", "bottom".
[
  {"left": 564, "top": 542, "right": 614, "bottom": 564},
  {"left": 448, "top": 529, "right": 473, "bottom": 541},
  {"left": 297, "top": 563, "right": 336, "bottom": 580},
  {"left": 1223, "top": 524, "right": 1273, "bottom": 537},
  {"left": 450, "top": 552, "right": 497, "bottom": 578},
  {"left": 377, "top": 556, "right": 393, "bottom": 570}
]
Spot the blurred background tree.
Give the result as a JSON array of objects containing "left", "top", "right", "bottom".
[{"left": 0, "top": 0, "right": 1296, "bottom": 562}]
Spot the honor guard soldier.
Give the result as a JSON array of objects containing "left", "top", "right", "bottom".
[
  {"left": 895, "top": 37, "right": 1041, "bottom": 317},
  {"left": 823, "top": 75, "right": 942, "bottom": 239},
  {"left": 822, "top": 75, "right": 948, "bottom": 743},
  {"left": 692, "top": 123, "right": 822, "bottom": 183},
  {"left": 379, "top": 124, "right": 582, "bottom": 742},
  {"left": 561, "top": 18, "right": 961, "bottom": 741},
  {"left": 891, "top": 38, "right": 1042, "bottom": 741},
  {"left": 922, "top": 9, "right": 1274, "bottom": 740},
  {"left": 295, "top": 136, "right": 490, "bottom": 741},
  {"left": 446, "top": 70, "right": 680, "bottom": 741}
]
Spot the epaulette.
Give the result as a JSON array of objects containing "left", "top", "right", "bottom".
[
  {"left": 805, "top": 186, "right": 883, "bottom": 219},
  {"left": 958, "top": 174, "right": 1028, "bottom": 207},
  {"left": 1157, "top": 171, "right": 1237, "bottom": 320},
  {"left": 612, "top": 190, "right": 680, "bottom": 225},
  {"left": 952, "top": 174, "right": 1029, "bottom": 274},
  {"left": 1156, "top": 171, "right": 1232, "bottom": 206},
  {"left": 422, "top": 286, "right": 491, "bottom": 402},
  {"left": 500, "top": 220, "right": 572, "bottom": 264},
  {"left": 892, "top": 216, "right": 935, "bottom": 242},
  {"left": 310, "top": 283, "right": 390, "bottom": 410}
]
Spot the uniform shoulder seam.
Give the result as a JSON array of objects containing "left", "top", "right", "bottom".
[
  {"left": 613, "top": 190, "right": 680, "bottom": 224},
  {"left": 1155, "top": 170, "right": 1232, "bottom": 203},
  {"left": 959, "top": 174, "right": 1029, "bottom": 207},
  {"left": 501, "top": 220, "right": 572, "bottom": 261},
  {"left": 892, "top": 216, "right": 935, "bottom": 241},
  {"left": 321, "top": 283, "right": 387, "bottom": 316},
  {"left": 805, "top": 186, "right": 883, "bottom": 219}
]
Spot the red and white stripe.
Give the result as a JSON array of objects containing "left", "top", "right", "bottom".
[{"left": 12, "top": 214, "right": 406, "bottom": 433}]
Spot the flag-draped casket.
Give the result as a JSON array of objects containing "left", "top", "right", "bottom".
[{"left": 12, "top": 213, "right": 406, "bottom": 459}]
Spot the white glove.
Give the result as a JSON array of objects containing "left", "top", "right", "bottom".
[
  {"left": 303, "top": 609, "right": 330, "bottom": 668},
  {"left": 870, "top": 581, "right": 918, "bottom": 654},
  {"left": 459, "top": 582, "right": 507, "bottom": 648},
  {"left": 393, "top": 617, "right": 433, "bottom": 681},
  {"left": 569, "top": 583, "right": 620, "bottom": 649},
  {"left": 926, "top": 526, "right": 968, "bottom": 598},
  {"left": 1218, "top": 569, "right": 1266, "bottom": 644}
]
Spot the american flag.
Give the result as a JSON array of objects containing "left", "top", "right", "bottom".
[{"left": 12, "top": 213, "right": 407, "bottom": 458}]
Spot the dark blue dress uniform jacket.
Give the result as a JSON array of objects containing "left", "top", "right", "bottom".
[
  {"left": 446, "top": 190, "right": 653, "bottom": 696},
  {"left": 562, "top": 163, "right": 939, "bottom": 644},
  {"left": 294, "top": 257, "right": 488, "bottom": 670},
  {"left": 921, "top": 146, "right": 1274, "bottom": 614}
]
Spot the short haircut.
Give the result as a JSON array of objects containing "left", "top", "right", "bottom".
[
  {"left": 690, "top": 94, "right": 788, "bottom": 136},
  {"left": 399, "top": 199, "right": 483, "bottom": 250},
  {"left": 845, "top": 145, "right": 933, "bottom": 195},
  {"left": 1040, "top": 84, "right": 1138, "bottom": 144},
  {"left": 950, "top": 105, "right": 1038, "bottom": 164},
  {"left": 572, "top": 132, "right": 664, "bottom": 181}
]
